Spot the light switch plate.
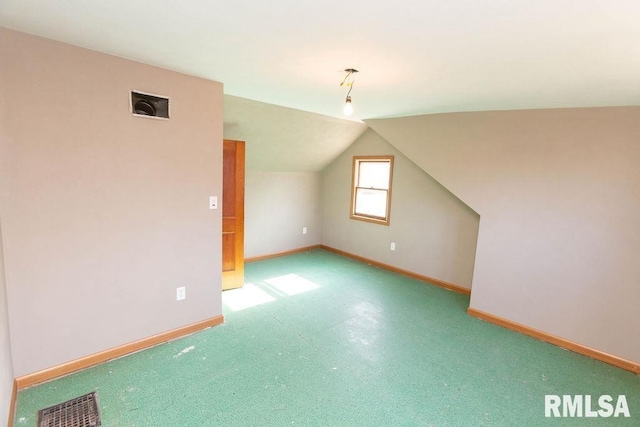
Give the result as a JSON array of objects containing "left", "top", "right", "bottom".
[{"left": 209, "top": 196, "right": 218, "bottom": 210}]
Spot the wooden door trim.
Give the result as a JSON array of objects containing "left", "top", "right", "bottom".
[
  {"left": 232, "top": 140, "right": 244, "bottom": 276},
  {"left": 222, "top": 139, "right": 245, "bottom": 290}
]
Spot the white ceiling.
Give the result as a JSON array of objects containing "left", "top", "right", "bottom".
[{"left": 1, "top": 0, "right": 639, "bottom": 121}]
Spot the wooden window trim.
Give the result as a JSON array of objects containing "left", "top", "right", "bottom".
[{"left": 350, "top": 155, "right": 394, "bottom": 226}]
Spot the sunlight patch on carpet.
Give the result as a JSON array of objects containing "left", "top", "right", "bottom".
[
  {"left": 223, "top": 282, "right": 276, "bottom": 311},
  {"left": 265, "top": 273, "right": 321, "bottom": 296}
]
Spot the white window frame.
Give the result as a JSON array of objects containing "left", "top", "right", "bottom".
[{"left": 350, "top": 155, "right": 394, "bottom": 225}]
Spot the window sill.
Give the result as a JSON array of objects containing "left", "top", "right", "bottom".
[{"left": 350, "top": 214, "right": 390, "bottom": 226}]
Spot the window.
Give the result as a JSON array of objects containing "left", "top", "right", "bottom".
[{"left": 350, "top": 156, "right": 394, "bottom": 225}]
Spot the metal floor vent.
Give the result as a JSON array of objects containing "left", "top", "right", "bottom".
[{"left": 38, "top": 392, "right": 101, "bottom": 427}]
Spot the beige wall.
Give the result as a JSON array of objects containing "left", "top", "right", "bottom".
[
  {"left": 0, "top": 220, "right": 13, "bottom": 427},
  {"left": 223, "top": 95, "right": 361, "bottom": 260},
  {"left": 0, "top": 32, "right": 15, "bottom": 424},
  {"left": 368, "top": 107, "right": 640, "bottom": 363},
  {"left": 245, "top": 171, "right": 321, "bottom": 258},
  {"left": 322, "top": 129, "right": 479, "bottom": 288},
  {"left": 0, "top": 28, "right": 224, "bottom": 376}
]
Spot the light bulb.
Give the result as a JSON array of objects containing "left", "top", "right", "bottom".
[{"left": 343, "top": 96, "right": 353, "bottom": 115}]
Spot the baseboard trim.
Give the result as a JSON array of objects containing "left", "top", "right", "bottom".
[
  {"left": 15, "top": 315, "right": 224, "bottom": 390},
  {"left": 245, "top": 245, "right": 322, "bottom": 263},
  {"left": 7, "top": 379, "right": 17, "bottom": 427},
  {"left": 467, "top": 307, "right": 639, "bottom": 374},
  {"left": 320, "top": 245, "right": 471, "bottom": 296}
]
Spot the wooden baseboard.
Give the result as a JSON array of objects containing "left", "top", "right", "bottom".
[
  {"left": 320, "top": 245, "right": 471, "bottom": 296},
  {"left": 7, "top": 379, "right": 17, "bottom": 427},
  {"left": 16, "top": 315, "right": 224, "bottom": 390},
  {"left": 467, "top": 307, "right": 639, "bottom": 374},
  {"left": 245, "top": 245, "right": 322, "bottom": 263}
]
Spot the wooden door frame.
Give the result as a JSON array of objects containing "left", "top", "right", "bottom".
[{"left": 222, "top": 139, "right": 245, "bottom": 290}]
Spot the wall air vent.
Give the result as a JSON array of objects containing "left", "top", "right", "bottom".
[{"left": 131, "top": 91, "right": 169, "bottom": 119}]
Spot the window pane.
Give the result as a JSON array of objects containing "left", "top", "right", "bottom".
[
  {"left": 355, "top": 188, "right": 387, "bottom": 218},
  {"left": 358, "top": 161, "right": 390, "bottom": 189}
]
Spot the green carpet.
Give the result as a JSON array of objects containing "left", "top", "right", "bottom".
[{"left": 13, "top": 249, "right": 639, "bottom": 426}]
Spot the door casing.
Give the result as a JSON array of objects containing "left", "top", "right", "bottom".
[{"left": 222, "top": 139, "right": 245, "bottom": 290}]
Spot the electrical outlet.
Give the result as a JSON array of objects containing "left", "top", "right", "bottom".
[
  {"left": 176, "top": 286, "right": 186, "bottom": 301},
  {"left": 303, "top": 227, "right": 307, "bottom": 234},
  {"left": 390, "top": 242, "right": 396, "bottom": 251}
]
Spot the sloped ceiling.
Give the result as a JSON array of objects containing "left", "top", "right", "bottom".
[
  {"left": 1, "top": 1, "right": 639, "bottom": 121},
  {"left": 367, "top": 106, "right": 640, "bottom": 214},
  {"left": 224, "top": 95, "right": 368, "bottom": 172}
]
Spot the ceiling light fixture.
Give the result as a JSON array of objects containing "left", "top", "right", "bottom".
[{"left": 340, "top": 68, "right": 358, "bottom": 116}]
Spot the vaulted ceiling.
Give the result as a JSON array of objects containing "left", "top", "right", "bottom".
[
  {"left": 1, "top": 1, "right": 639, "bottom": 122},
  {"left": 224, "top": 95, "right": 367, "bottom": 171}
]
